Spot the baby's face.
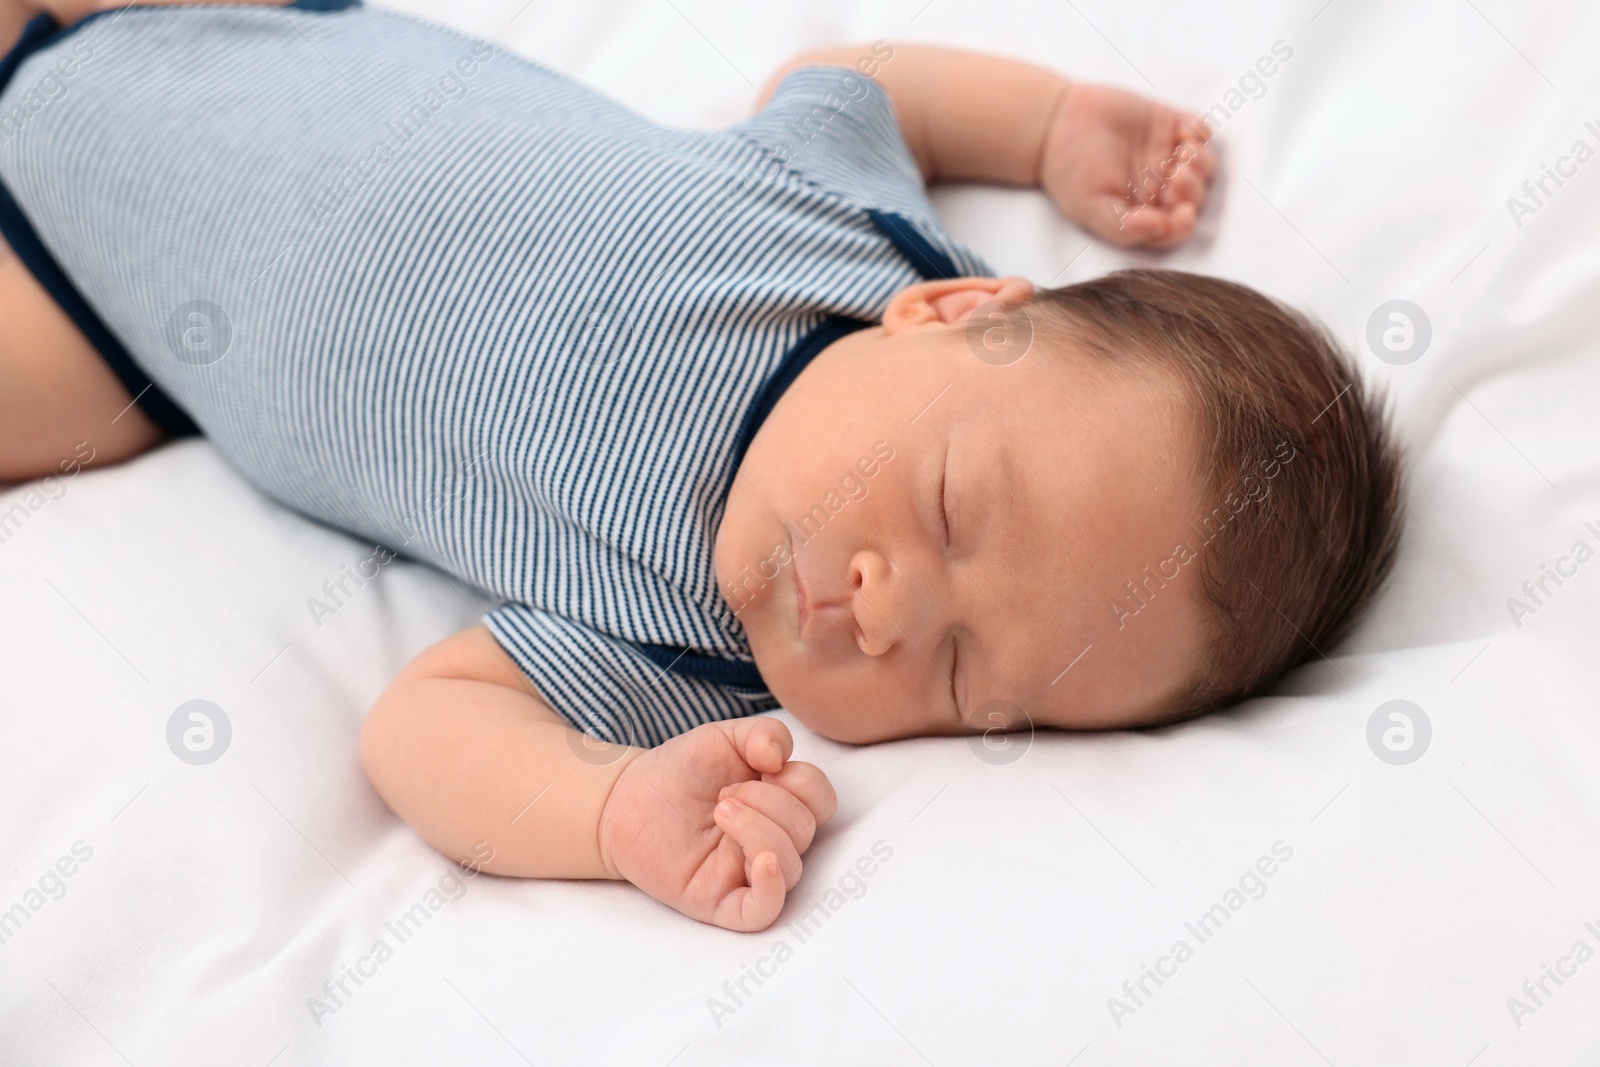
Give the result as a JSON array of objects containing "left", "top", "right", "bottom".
[{"left": 716, "top": 277, "right": 1208, "bottom": 743}]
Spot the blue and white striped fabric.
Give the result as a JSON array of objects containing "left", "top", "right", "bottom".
[{"left": 0, "top": 2, "right": 992, "bottom": 746}]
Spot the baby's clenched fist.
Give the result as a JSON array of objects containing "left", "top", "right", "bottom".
[
  {"left": 1040, "top": 81, "right": 1216, "bottom": 249},
  {"left": 598, "top": 716, "right": 837, "bottom": 932}
]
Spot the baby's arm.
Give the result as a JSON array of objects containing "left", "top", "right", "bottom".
[
  {"left": 360, "top": 626, "right": 836, "bottom": 931},
  {"left": 759, "top": 43, "right": 1216, "bottom": 248}
]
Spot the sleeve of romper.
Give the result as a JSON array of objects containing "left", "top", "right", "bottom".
[
  {"left": 728, "top": 63, "right": 994, "bottom": 280},
  {"left": 481, "top": 602, "right": 773, "bottom": 750}
]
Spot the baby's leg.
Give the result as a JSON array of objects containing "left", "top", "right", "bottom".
[
  {"left": 0, "top": 234, "right": 165, "bottom": 482},
  {"left": 0, "top": 0, "right": 296, "bottom": 480}
]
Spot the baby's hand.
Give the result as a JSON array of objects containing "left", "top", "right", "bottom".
[
  {"left": 1040, "top": 82, "right": 1216, "bottom": 249},
  {"left": 599, "top": 717, "right": 837, "bottom": 931}
]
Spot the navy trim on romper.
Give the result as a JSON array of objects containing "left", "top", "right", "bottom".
[
  {"left": 0, "top": 0, "right": 361, "bottom": 439},
  {"left": 633, "top": 642, "right": 769, "bottom": 692},
  {"left": 729, "top": 210, "right": 963, "bottom": 469},
  {"left": 866, "top": 208, "right": 962, "bottom": 282}
]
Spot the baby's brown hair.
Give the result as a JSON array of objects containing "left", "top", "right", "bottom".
[{"left": 1027, "top": 269, "right": 1403, "bottom": 722}]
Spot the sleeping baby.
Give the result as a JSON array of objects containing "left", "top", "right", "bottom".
[{"left": 0, "top": 0, "right": 1401, "bottom": 931}]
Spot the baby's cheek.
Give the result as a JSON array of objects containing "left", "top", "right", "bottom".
[
  {"left": 775, "top": 661, "right": 930, "bottom": 745},
  {"left": 759, "top": 657, "right": 842, "bottom": 737},
  {"left": 713, "top": 483, "right": 777, "bottom": 596}
]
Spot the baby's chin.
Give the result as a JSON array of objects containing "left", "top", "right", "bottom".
[
  {"left": 782, "top": 701, "right": 879, "bottom": 745},
  {"left": 746, "top": 653, "right": 842, "bottom": 740},
  {"left": 753, "top": 666, "right": 932, "bottom": 745}
]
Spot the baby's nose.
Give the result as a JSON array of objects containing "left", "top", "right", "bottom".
[{"left": 847, "top": 549, "right": 924, "bottom": 657}]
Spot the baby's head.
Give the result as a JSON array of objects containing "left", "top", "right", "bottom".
[{"left": 717, "top": 269, "right": 1402, "bottom": 743}]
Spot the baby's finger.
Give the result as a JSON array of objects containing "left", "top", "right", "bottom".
[
  {"left": 725, "top": 715, "right": 793, "bottom": 775},
  {"left": 1177, "top": 111, "right": 1215, "bottom": 149},
  {"left": 1166, "top": 160, "right": 1209, "bottom": 207},
  {"left": 720, "top": 778, "right": 819, "bottom": 853},
  {"left": 1096, "top": 196, "right": 1168, "bottom": 247},
  {"left": 715, "top": 796, "right": 803, "bottom": 888},
  {"left": 1178, "top": 128, "right": 1217, "bottom": 182},
  {"left": 759, "top": 760, "right": 838, "bottom": 829},
  {"left": 1144, "top": 201, "right": 1198, "bottom": 249},
  {"left": 712, "top": 851, "right": 785, "bottom": 933}
]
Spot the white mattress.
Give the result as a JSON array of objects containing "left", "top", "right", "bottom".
[{"left": 4, "top": 0, "right": 1599, "bottom": 1063}]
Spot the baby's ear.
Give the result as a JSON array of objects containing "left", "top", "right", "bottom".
[{"left": 881, "top": 276, "right": 1034, "bottom": 335}]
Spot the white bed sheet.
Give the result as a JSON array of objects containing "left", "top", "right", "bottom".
[{"left": 4, "top": 0, "right": 1600, "bottom": 1063}]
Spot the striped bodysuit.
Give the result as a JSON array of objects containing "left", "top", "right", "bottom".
[{"left": 0, "top": 0, "right": 991, "bottom": 745}]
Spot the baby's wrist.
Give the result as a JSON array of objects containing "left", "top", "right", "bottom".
[
  {"left": 1035, "top": 74, "right": 1075, "bottom": 185},
  {"left": 595, "top": 749, "right": 644, "bottom": 881}
]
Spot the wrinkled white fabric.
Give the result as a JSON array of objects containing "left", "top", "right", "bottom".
[{"left": 2, "top": 0, "right": 1597, "bottom": 1062}]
